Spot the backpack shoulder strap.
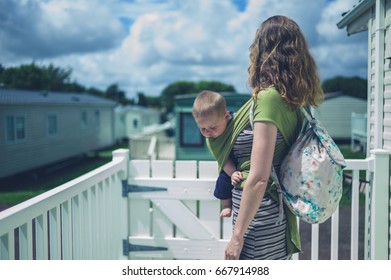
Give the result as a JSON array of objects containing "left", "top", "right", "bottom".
[{"left": 300, "top": 107, "right": 314, "bottom": 122}]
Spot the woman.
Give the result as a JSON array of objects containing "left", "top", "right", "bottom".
[{"left": 207, "top": 15, "right": 323, "bottom": 259}]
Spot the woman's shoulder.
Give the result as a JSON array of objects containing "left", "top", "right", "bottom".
[
  {"left": 256, "top": 87, "right": 286, "bottom": 107},
  {"left": 258, "top": 86, "right": 279, "bottom": 96}
]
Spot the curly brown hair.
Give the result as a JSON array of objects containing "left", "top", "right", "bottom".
[{"left": 247, "top": 15, "right": 323, "bottom": 109}]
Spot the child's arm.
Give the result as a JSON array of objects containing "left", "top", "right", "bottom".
[
  {"left": 223, "top": 158, "right": 237, "bottom": 176},
  {"left": 223, "top": 158, "right": 242, "bottom": 186}
]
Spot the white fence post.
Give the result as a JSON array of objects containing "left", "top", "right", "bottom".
[
  {"left": 112, "top": 149, "right": 129, "bottom": 260},
  {"left": 112, "top": 149, "right": 129, "bottom": 180},
  {"left": 368, "top": 149, "right": 389, "bottom": 259}
]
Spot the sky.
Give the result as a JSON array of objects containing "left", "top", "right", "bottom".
[{"left": 0, "top": 0, "right": 367, "bottom": 99}]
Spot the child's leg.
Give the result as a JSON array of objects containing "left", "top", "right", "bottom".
[{"left": 220, "top": 198, "right": 232, "bottom": 217}]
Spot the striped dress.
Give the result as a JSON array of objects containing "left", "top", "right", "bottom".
[{"left": 230, "top": 127, "right": 289, "bottom": 260}]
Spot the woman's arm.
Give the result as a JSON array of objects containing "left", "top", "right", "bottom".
[{"left": 225, "top": 121, "right": 277, "bottom": 260}]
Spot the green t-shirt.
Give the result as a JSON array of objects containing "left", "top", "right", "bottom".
[{"left": 253, "top": 87, "right": 303, "bottom": 167}]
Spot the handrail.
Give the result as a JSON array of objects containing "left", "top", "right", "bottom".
[
  {"left": 147, "top": 135, "right": 158, "bottom": 160},
  {"left": 0, "top": 149, "right": 129, "bottom": 260}
]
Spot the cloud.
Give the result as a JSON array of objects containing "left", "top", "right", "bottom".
[
  {"left": 0, "top": 0, "right": 368, "bottom": 98},
  {"left": 314, "top": 0, "right": 368, "bottom": 79},
  {"left": 0, "top": 0, "right": 126, "bottom": 60}
]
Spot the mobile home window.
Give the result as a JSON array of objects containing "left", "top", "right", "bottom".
[
  {"left": 5, "top": 115, "right": 26, "bottom": 143},
  {"left": 81, "top": 111, "right": 88, "bottom": 129},
  {"left": 179, "top": 112, "right": 204, "bottom": 147},
  {"left": 95, "top": 110, "right": 100, "bottom": 129},
  {"left": 133, "top": 119, "right": 138, "bottom": 128},
  {"left": 47, "top": 114, "right": 58, "bottom": 136}
]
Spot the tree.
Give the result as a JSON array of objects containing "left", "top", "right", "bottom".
[
  {"left": 144, "top": 95, "right": 162, "bottom": 108},
  {"left": 0, "top": 62, "right": 74, "bottom": 91},
  {"left": 86, "top": 87, "right": 105, "bottom": 97},
  {"left": 195, "top": 80, "right": 236, "bottom": 93},
  {"left": 322, "top": 76, "right": 367, "bottom": 100},
  {"left": 105, "top": 83, "right": 126, "bottom": 103},
  {"left": 136, "top": 92, "right": 148, "bottom": 107},
  {"left": 161, "top": 81, "right": 196, "bottom": 112}
]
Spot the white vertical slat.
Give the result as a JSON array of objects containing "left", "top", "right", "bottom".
[
  {"left": 311, "top": 223, "right": 319, "bottom": 260},
  {"left": 8, "top": 231, "right": 14, "bottom": 259},
  {"left": 49, "top": 206, "right": 61, "bottom": 260},
  {"left": 364, "top": 170, "right": 372, "bottom": 259},
  {"left": 198, "top": 161, "right": 221, "bottom": 239},
  {"left": 0, "top": 231, "right": 15, "bottom": 260},
  {"left": 330, "top": 206, "right": 339, "bottom": 260},
  {"left": 55, "top": 206, "right": 62, "bottom": 259},
  {"left": 151, "top": 161, "right": 175, "bottom": 238},
  {"left": 19, "top": 221, "right": 32, "bottom": 260},
  {"left": 110, "top": 174, "right": 122, "bottom": 260},
  {"left": 42, "top": 211, "right": 49, "bottom": 260},
  {"left": 82, "top": 190, "right": 91, "bottom": 259},
  {"left": 128, "top": 158, "right": 154, "bottom": 260},
  {"left": 129, "top": 160, "right": 150, "bottom": 177},
  {"left": 0, "top": 234, "right": 9, "bottom": 259},
  {"left": 198, "top": 161, "right": 219, "bottom": 179},
  {"left": 151, "top": 160, "right": 173, "bottom": 178},
  {"left": 72, "top": 195, "right": 81, "bottom": 259},
  {"left": 106, "top": 174, "right": 118, "bottom": 259},
  {"left": 291, "top": 218, "right": 300, "bottom": 260},
  {"left": 369, "top": 149, "right": 389, "bottom": 259},
  {"left": 175, "top": 160, "right": 198, "bottom": 238},
  {"left": 90, "top": 186, "right": 98, "bottom": 260},
  {"left": 97, "top": 182, "right": 105, "bottom": 259},
  {"left": 103, "top": 178, "right": 111, "bottom": 258},
  {"left": 350, "top": 169, "right": 360, "bottom": 260},
  {"left": 61, "top": 200, "right": 72, "bottom": 260},
  {"left": 175, "top": 161, "right": 197, "bottom": 179},
  {"left": 35, "top": 214, "right": 48, "bottom": 260}
]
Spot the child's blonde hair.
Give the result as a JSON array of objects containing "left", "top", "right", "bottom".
[{"left": 192, "top": 90, "right": 227, "bottom": 119}]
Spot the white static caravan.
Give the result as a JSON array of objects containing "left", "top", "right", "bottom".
[
  {"left": 114, "top": 105, "right": 162, "bottom": 139},
  {"left": 114, "top": 105, "right": 127, "bottom": 142},
  {"left": 314, "top": 92, "right": 367, "bottom": 140},
  {"left": 0, "top": 89, "right": 116, "bottom": 179}
]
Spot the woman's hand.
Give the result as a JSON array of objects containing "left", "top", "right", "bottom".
[
  {"left": 231, "top": 171, "right": 243, "bottom": 186},
  {"left": 225, "top": 235, "right": 244, "bottom": 260}
]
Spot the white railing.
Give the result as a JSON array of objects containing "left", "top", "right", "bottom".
[
  {"left": 297, "top": 149, "right": 389, "bottom": 260},
  {"left": 0, "top": 149, "right": 389, "bottom": 260},
  {"left": 0, "top": 149, "right": 129, "bottom": 260}
]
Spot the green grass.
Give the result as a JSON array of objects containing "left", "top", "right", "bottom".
[{"left": 0, "top": 143, "right": 128, "bottom": 207}]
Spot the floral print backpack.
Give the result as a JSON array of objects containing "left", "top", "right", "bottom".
[{"left": 251, "top": 104, "right": 347, "bottom": 224}]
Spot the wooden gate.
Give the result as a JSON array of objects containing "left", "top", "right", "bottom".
[{"left": 124, "top": 160, "right": 232, "bottom": 260}]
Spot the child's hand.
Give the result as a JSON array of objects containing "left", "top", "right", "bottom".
[
  {"left": 220, "top": 207, "right": 232, "bottom": 218},
  {"left": 231, "top": 171, "right": 243, "bottom": 187}
]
